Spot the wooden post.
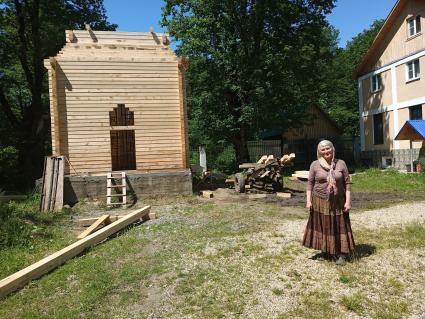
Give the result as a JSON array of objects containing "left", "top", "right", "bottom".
[
  {"left": 49, "top": 58, "right": 61, "bottom": 155},
  {"left": 199, "top": 144, "right": 207, "bottom": 172},
  {"left": 178, "top": 57, "right": 190, "bottom": 169}
]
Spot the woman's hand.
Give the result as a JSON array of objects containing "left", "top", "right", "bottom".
[
  {"left": 306, "top": 202, "right": 312, "bottom": 211},
  {"left": 343, "top": 202, "right": 351, "bottom": 213}
]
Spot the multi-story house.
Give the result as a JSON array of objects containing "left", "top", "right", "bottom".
[{"left": 354, "top": 0, "right": 425, "bottom": 169}]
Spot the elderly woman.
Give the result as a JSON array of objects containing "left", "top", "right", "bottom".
[{"left": 302, "top": 140, "right": 355, "bottom": 265}]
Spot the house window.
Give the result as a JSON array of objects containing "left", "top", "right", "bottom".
[
  {"left": 406, "top": 59, "right": 420, "bottom": 81},
  {"left": 373, "top": 113, "right": 384, "bottom": 145},
  {"left": 408, "top": 15, "right": 421, "bottom": 37},
  {"left": 409, "top": 105, "right": 423, "bottom": 120},
  {"left": 371, "top": 74, "right": 382, "bottom": 92}
]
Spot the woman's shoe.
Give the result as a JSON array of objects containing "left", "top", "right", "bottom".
[
  {"left": 312, "top": 252, "right": 326, "bottom": 261},
  {"left": 335, "top": 254, "right": 346, "bottom": 266}
]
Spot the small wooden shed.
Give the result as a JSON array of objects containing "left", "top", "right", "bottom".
[{"left": 44, "top": 29, "right": 189, "bottom": 177}]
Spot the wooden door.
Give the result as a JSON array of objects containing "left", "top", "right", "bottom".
[{"left": 110, "top": 130, "right": 136, "bottom": 171}]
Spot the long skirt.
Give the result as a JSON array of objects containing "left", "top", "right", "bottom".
[{"left": 302, "top": 195, "right": 355, "bottom": 255}]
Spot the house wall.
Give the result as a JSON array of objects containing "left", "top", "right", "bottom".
[
  {"left": 45, "top": 31, "right": 188, "bottom": 175},
  {"left": 364, "top": 0, "right": 425, "bottom": 71},
  {"left": 358, "top": 0, "right": 425, "bottom": 154},
  {"left": 396, "top": 55, "right": 425, "bottom": 102},
  {"left": 361, "top": 69, "right": 392, "bottom": 111}
]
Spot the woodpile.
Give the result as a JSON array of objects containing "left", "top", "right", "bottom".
[{"left": 234, "top": 153, "right": 295, "bottom": 193}]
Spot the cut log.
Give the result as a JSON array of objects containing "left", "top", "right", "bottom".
[
  {"left": 257, "top": 155, "right": 268, "bottom": 164},
  {"left": 77, "top": 214, "right": 110, "bottom": 239},
  {"left": 0, "top": 206, "right": 150, "bottom": 298}
]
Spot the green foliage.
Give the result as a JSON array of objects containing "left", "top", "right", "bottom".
[
  {"left": 320, "top": 19, "right": 385, "bottom": 136},
  {"left": 0, "top": 0, "right": 117, "bottom": 190},
  {"left": 0, "top": 146, "right": 20, "bottom": 190},
  {"left": 162, "top": 0, "right": 336, "bottom": 162},
  {"left": 0, "top": 193, "right": 66, "bottom": 248}
]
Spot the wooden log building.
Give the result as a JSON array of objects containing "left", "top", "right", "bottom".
[{"left": 43, "top": 29, "right": 191, "bottom": 199}]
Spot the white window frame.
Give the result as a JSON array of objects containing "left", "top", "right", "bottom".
[
  {"left": 370, "top": 74, "right": 382, "bottom": 93},
  {"left": 406, "top": 59, "right": 420, "bottom": 82},
  {"left": 407, "top": 15, "right": 421, "bottom": 38}
]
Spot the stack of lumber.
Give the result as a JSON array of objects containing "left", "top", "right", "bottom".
[{"left": 291, "top": 170, "right": 309, "bottom": 180}]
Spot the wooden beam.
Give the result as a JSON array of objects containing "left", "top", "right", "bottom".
[
  {"left": 77, "top": 214, "right": 110, "bottom": 239},
  {"left": 77, "top": 215, "right": 122, "bottom": 227},
  {"left": 0, "top": 206, "right": 150, "bottom": 298},
  {"left": 77, "top": 212, "right": 156, "bottom": 227}
]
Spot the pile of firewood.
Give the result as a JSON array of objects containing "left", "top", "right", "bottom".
[{"left": 234, "top": 153, "right": 295, "bottom": 193}]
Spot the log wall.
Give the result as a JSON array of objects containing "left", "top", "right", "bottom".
[{"left": 44, "top": 31, "right": 188, "bottom": 175}]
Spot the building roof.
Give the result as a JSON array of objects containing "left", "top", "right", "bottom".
[
  {"left": 354, "top": 0, "right": 406, "bottom": 78},
  {"left": 395, "top": 120, "right": 425, "bottom": 140}
]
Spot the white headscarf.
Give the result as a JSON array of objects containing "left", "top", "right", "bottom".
[
  {"left": 317, "top": 140, "right": 337, "bottom": 197},
  {"left": 317, "top": 140, "right": 335, "bottom": 170}
]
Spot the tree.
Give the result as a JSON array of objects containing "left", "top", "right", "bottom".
[
  {"left": 320, "top": 19, "right": 385, "bottom": 136},
  {"left": 162, "top": 0, "right": 336, "bottom": 163},
  {"left": 0, "top": 0, "right": 116, "bottom": 189}
]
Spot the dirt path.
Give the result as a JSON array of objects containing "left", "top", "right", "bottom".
[{"left": 241, "top": 201, "right": 425, "bottom": 319}]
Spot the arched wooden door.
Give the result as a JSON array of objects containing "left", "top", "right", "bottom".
[{"left": 109, "top": 104, "right": 136, "bottom": 171}]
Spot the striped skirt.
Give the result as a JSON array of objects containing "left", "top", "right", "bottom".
[{"left": 302, "top": 195, "right": 355, "bottom": 255}]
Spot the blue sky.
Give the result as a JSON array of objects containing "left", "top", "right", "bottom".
[{"left": 103, "top": 0, "right": 396, "bottom": 48}]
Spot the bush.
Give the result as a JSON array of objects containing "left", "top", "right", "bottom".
[
  {"left": 0, "top": 193, "right": 63, "bottom": 248},
  {"left": 0, "top": 146, "right": 20, "bottom": 191}
]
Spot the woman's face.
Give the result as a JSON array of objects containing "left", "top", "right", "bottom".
[{"left": 319, "top": 144, "right": 333, "bottom": 161}]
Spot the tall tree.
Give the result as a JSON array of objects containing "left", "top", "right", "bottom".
[
  {"left": 0, "top": 0, "right": 116, "bottom": 189},
  {"left": 320, "top": 19, "right": 385, "bottom": 136},
  {"left": 162, "top": 0, "right": 335, "bottom": 163}
]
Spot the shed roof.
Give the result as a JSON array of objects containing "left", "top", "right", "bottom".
[{"left": 395, "top": 120, "right": 425, "bottom": 140}]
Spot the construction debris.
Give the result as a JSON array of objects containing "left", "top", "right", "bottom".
[
  {"left": 0, "top": 206, "right": 151, "bottom": 299},
  {"left": 76, "top": 212, "right": 156, "bottom": 227}
]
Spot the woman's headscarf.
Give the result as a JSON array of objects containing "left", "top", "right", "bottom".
[{"left": 317, "top": 140, "right": 337, "bottom": 197}]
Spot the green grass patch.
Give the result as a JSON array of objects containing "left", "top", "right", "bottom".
[
  {"left": 356, "top": 223, "right": 425, "bottom": 251},
  {"left": 352, "top": 168, "right": 425, "bottom": 193},
  {"left": 340, "top": 292, "right": 368, "bottom": 315}
]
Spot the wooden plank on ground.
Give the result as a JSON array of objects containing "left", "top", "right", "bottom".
[
  {"left": 200, "top": 191, "right": 214, "bottom": 198},
  {"left": 277, "top": 192, "right": 292, "bottom": 199},
  {"left": 77, "top": 212, "right": 156, "bottom": 227},
  {"left": 77, "top": 214, "right": 110, "bottom": 239},
  {"left": 248, "top": 194, "right": 267, "bottom": 200},
  {"left": 0, "top": 206, "right": 150, "bottom": 299}
]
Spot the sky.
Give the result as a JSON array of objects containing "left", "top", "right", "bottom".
[{"left": 103, "top": 0, "right": 396, "bottom": 48}]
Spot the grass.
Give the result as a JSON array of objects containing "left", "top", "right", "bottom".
[
  {"left": 1, "top": 182, "right": 425, "bottom": 318},
  {"left": 352, "top": 168, "right": 425, "bottom": 193}
]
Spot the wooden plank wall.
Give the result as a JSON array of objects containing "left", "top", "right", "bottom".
[
  {"left": 44, "top": 31, "right": 188, "bottom": 174},
  {"left": 282, "top": 105, "right": 341, "bottom": 142}
]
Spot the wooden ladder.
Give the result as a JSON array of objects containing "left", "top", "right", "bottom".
[{"left": 106, "top": 172, "right": 127, "bottom": 208}]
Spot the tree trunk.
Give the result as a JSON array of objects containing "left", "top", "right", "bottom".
[{"left": 232, "top": 126, "right": 250, "bottom": 164}]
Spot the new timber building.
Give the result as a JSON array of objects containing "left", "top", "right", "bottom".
[{"left": 44, "top": 29, "right": 192, "bottom": 201}]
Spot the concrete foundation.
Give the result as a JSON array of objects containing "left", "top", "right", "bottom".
[{"left": 63, "top": 170, "right": 192, "bottom": 205}]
